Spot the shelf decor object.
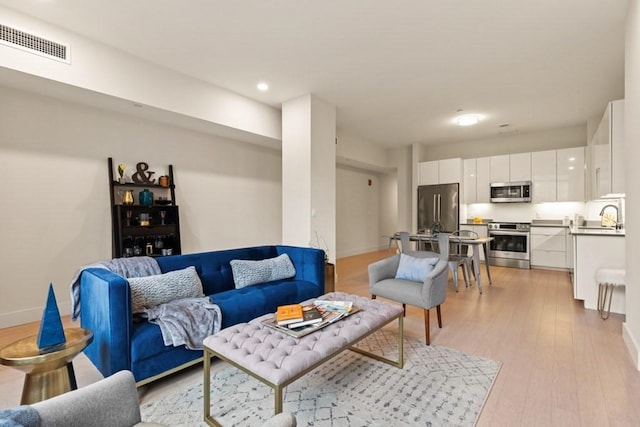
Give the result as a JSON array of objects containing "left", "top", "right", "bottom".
[
  {"left": 131, "top": 161, "right": 156, "bottom": 184},
  {"left": 36, "top": 284, "right": 66, "bottom": 353},
  {"left": 108, "top": 158, "right": 181, "bottom": 258},
  {"left": 117, "top": 163, "right": 126, "bottom": 183}
]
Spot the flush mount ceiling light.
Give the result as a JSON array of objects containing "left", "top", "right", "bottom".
[
  {"left": 455, "top": 113, "right": 480, "bottom": 126},
  {"left": 256, "top": 81, "right": 269, "bottom": 91}
]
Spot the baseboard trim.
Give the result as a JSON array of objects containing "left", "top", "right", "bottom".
[
  {"left": 337, "top": 245, "right": 387, "bottom": 259},
  {"left": 623, "top": 322, "right": 640, "bottom": 370},
  {"left": 0, "top": 302, "right": 71, "bottom": 329}
]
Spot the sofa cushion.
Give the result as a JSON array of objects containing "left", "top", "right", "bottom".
[
  {"left": 128, "top": 266, "right": 204, "bottom": 313},
  {"left": 230, "top": 254, "right": 296, "bottom": 288},
  {"left": 395, "top": 253, "right": 439, "bottom": 282}
]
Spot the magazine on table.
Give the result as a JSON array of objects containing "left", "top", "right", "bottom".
[{"left": 263, "top": 301, "right": 361, "bottom": 338}]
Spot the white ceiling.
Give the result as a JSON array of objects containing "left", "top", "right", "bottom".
[{"left": 0, "top": 0, "right": 628, "bottom": 149}]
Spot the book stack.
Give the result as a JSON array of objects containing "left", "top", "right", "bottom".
[
  {"left": 276, "top": 304, "right": 304, "bottom": 326},
  {"left": 266, "top": 300, "right": 360, "bottom": 338}
]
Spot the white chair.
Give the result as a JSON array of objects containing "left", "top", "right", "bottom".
[
  {"left": 398, "top": 231, "right": 411, "bottom": 253},
  {"left": 448, "top": 230, "right": 478, "bottom": 291}
]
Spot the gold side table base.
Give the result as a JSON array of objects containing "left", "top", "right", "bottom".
[
  {"left": 22, "top": 364, "right": 72, "bottom": 404},
  {"left": 0, "top": 327, "right": 93, "bottom": 404}
]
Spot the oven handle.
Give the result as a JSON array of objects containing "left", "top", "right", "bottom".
[{"left": 489, "top": 230, "right": 530, "bottom": 236}]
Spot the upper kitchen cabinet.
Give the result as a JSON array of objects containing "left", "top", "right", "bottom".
[
  {"left": 418, "top": 160, "right": 439, "bottom": 185},
  {"left": 532, "top": 150, "right": 557, "bottom": 202},
  {"left": 490, "top": 155, "right": 509, "bottom": 182},
  {"left": 490, "top": 153, "right": 531, "bottom": 183},
  {"left": 463, "top": 158, "right": 476, "bottom": 203},
  {"left": 463, "top": 157, "right": 490, "bottom": 203},
  {"left": 592, "top": 99, "right": 625, "bottom": 198},
  {"left": 418, "top": 158, "right": 462, "bottom": 186},
  {"left": 557, "top": 147, "right": 585, "bottom": 202},
  {"left": 510, "top": 153, "right": 532, "bottom": 182}
]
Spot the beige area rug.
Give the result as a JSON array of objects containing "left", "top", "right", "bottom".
[{"left": 141, "top": 330, "right": 501, "bottom": 426}]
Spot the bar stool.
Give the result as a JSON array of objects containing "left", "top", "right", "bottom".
[{"left": 596, "top": 268, "right": 625, "bottom": 320}]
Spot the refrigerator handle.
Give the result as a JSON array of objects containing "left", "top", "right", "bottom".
[
  {"left": 437, "top": 194, "right": 442, "bottom": 222},
  {"left": 433, "top": 194, "right": 437, "bottom": 223}
]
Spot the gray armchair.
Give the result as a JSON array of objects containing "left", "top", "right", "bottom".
[
  {"left": 369, "top": 233, "right": 449, "bottom": 345},
  {"left": 2, "top": 370, "right": 296, "bottom": 427}
]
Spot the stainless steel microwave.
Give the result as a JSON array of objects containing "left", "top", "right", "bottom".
[{"left": 490, "top": 181, "right": 532, "bottom": 203}]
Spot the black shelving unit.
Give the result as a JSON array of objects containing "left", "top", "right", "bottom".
[{"left": 108, "top": 157, "right": 182, "bottom": 258}]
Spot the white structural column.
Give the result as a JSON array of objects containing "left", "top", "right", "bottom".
[
  {"left": 624, "top": 0, "right": 640, "bottom": 370},
  {"left": 282, "top": 95, "right": 336, "bottom": 263}
]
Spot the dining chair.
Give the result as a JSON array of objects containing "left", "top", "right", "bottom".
[
  {"left": 448, "top": 229, "right": 479, "bottom": 291},
  {"left": 368, "top": 233, "right": 449, "bottom": 345},
  {"left": 398, "top": 231, "right": 411, "bottom": 253}
]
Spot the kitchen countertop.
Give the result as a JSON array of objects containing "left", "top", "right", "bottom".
[{"left": 569, "top": 225, "right": 625, "bottom": 236}]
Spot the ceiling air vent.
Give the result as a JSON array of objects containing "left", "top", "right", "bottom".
[{"left": 0, "top": 24, "right": 70, "bottom": 63}]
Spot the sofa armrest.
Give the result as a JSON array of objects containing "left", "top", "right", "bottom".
[
  {"left": 32, "top": 370, "right": 142, "bottom": 427},
  {"left": 80, "top": 268, "right": 133, "bottom": 378},
  {"left": 276, "top": 246, "right": 325, "bottom": 293}
]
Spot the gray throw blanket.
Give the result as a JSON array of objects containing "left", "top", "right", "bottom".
[
  {"left": 0, "top": 405, "right": 40, "bottom": 427},
  {"left": 69, "top": 257, "right": 161, "bottom": 321},
  {"left": 142, "top": 297, "right": 222, "bottom": 350}
]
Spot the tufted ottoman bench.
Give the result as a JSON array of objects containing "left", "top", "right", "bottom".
[{"left": 202, "top": 292, "right": 404, "bottom": 426}]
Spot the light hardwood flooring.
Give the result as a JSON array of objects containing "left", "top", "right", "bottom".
[{"left": 2, "top": 250, "right": 640, "bottom": 426}]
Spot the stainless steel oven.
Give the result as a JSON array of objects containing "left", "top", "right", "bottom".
[{"left": 488, "top": 222, "right": 530, "bottom": 269}]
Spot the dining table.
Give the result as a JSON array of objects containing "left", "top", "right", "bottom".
[{"left": 388, "top": 232, "right": 494, "bottom": 294}]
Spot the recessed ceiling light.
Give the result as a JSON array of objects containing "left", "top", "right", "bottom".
[
  {"left": 455, "top": 114, "right": 480, "bottom": 126},
  {"left": 257, "top": 82, "right": 269, "bottom": 91}
]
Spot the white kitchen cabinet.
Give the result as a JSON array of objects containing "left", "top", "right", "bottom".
[
  {"left": 490, "top": 153, "right": 531, "bottom": 183},
  {"left": 476, "top": 157, "right": 491, "bottom": 203},
  {"left": 592, "top": 99, "right": 625, "bottom": 198},
  {"left": 557, "top": 147, "right": 585, "bottom": 202},
  {"left": 418, "top": 160, "right": 439, "bottom": 186},
  {"left": 531, "top": 150, "right": 557, "bottom": 202},
  {"left": 574, "top": 233, "right": 625, "bottom": 314},
  {"left": 510, "top": 152, "right": 531, "bottom": 182},
  {"left": 419, "top": 158, "right": 462, "bottom": 186},
  {"left": 439, "top": 158, "right": 462, "bottom": 184},
  {"left": 490, "top": 155, "right": 510, "bottom": 182},
  {"left": 463, "top": 158, "right": 476, "bottom": 203},
  {"left": 531, "top": 226, "right": 568, "bottom": 269},
  {"left": 463, "top": 157, "right": 491, "bottom": 204}
]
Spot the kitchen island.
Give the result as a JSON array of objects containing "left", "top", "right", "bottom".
[{"left": 571, "top": 226, "right": 625, "bottom": 315}]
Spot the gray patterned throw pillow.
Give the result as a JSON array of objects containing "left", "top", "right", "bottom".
[
  {"left": 128, "top": 266, "right": 204, "bottom": 313},
  {"left": 230, "top": 254, "right": 296, "bottom": 288}
]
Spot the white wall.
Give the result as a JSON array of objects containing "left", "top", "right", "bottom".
[
  {"left": 0, "top": 6, "right": 281, "bottom": 145},
  {"left": 417, "top": 125, "right": 587, "bottom": 161},
  {"left": 0, "top": 86, "right": 282, "bottom": 328},
  {"left": 624, "top": 0, "right": 640, "bottom": 369},
  {"left": 336, "top": 166, "right": 383, "bottom": 258}
]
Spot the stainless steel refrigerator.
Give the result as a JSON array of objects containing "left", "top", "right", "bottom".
[{"left": 417, "top": 183, "right": 460, "bottom": 233}]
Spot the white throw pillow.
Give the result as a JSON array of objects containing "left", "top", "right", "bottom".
[
  {"left": 395, "top": 254, "right": 439, "bottom": 282},
  {"left": 230, "top": 254, "right": 296, "bottom": 288},
  {"left": 128, "top": 266, "right": 204, "bottom": 313}
]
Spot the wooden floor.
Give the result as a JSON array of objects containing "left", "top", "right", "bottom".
[{"left": 2, "top": 250, "right": 640, "bottom": 426}]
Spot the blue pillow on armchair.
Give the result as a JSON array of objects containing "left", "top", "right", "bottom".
[{"left": 395, "top": 253, "right": 439, "bottom": 282}]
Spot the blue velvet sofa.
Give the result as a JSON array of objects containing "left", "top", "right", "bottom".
[{"left": 78, "top": 245, "right": 325, "bottom": 385}]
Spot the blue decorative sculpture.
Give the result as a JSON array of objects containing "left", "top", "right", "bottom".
[{"left": 37, "top": 283, "right": 66, "bottom": 353}]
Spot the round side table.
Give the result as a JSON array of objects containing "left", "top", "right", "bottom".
[{"left": 0, "top": 327, "right": 93, "bottom": 404}]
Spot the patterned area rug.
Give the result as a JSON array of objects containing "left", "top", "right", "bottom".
[{"left": 141, "top": 330, "right": 501, "bottom": 426}]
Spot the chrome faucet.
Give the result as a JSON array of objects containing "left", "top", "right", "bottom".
[{"left": 599, "top": 204, "right": 619, "bottom": 228}]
